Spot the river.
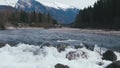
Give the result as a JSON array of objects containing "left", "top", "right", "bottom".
[{"left": 0, "top": 28, "right": 120, "bottom": 50}]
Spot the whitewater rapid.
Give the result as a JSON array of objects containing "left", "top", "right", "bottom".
[{"left": 0, "top": 43, "right": 120, "bottom": 68}]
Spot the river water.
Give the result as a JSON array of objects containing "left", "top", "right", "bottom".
[{"left": 0, "top": 28, "right": 120, "bottom": 50}]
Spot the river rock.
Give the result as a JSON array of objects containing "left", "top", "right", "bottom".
[
  {"left": 82, "top": 43, "right": 95, "bottom": 51},
  {"left": 55, "top": 63, "right": 69, "bottom": 68},
  {"left": 56, "top": 45, "right": 68, "bottom": 52},
  {"left": 40, "top": 42, "right": 53, "bottom": 49},
  {"left": 106, "top": 61, "right": 120, "bottom": 68},
  {"left": 102, "top": 50, "right": 117, "bottom": 61},
  {"left": 0, "top": 43, "right": 6, "bottom": 48},
  {"left": 97, "top": 62, "right": 104, "bottom": 66},
  {"left": 74, "top": 45, "right": 84, "bottom": 49},
  {"left": 66, "top": 50, "right": 88, "bottom": 60}
]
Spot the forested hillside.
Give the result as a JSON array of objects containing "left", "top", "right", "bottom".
[
  {"left": 74, "top": 0, "right": 120, "bottom": 29},
  {"left": 0, "top": 5, "right": 57, "bottom": 29}
]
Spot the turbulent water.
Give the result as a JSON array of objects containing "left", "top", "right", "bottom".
[
  {"left": 0, "top": 28, "right": 120, "bottom": 50},
  {"left": 0, "top": 28, "right": 120, "bottom": 68},
  {"left": 0, "top": 43, "right": 119, "bottom": 68}
]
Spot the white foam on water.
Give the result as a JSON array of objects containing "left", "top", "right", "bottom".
[
  {"left": 0, "top": 43, "right": 119, "bottom": 68},
  {"left": 57, "top": 39, "right": 76, "bottom": 43}
]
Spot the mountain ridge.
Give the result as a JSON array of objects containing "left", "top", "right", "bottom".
[{"left": 0, "top": 0, "right": 79, "bottom": 24}]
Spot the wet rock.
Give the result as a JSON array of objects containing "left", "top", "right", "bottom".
[
  {"left": 106, "top": 61, "right": 120, "bottom": 68},
  {"left": 74, "top": 45, "right": 84, "bottom": 49},
  {"left": 66, "top": 50, "right": 88, "bottom": 60},
  {"left": 55, "top": 63, "right": 69, "bottom": 68},
  {"left": 102, "top": 50, "right": 117, "bottom": 61},
  {"left": 56, "top": 45, "right": 68, "bottom": 52},
  {"left": 0, "top": 43, "right": 6, "bottom": 48},
  {"left": 97, "top": 62, "right": 104, "bottom": 66},
  {"left": 0, "top": 42, "right": 18, "bottom": 48},
  {"left": 82, "top": 43, "right": 94, "bottom": 51},
  {"left": 40, "top": 42, "right": 52, "bottom": 48}
]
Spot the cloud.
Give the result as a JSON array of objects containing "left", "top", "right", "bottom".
[{"left": 36, "top": 0, "right": 97, "bottom": 9}]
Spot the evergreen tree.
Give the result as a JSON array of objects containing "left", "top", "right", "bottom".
[
  {"left": 20, "top": 11, "right": 28, "bottom": 23},
  {"left": 74, "top": 0, "right": 120, "bottom": 29},
  {"left": 0, "top": 7, "right": 57, "bottom": 28}
]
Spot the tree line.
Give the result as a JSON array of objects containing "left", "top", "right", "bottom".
[
  {"left": 0, "top": 7, "right": 57, "bottom": 29},
  {"left": 74, "top": 0, "right": 120, "bottom": 30}
]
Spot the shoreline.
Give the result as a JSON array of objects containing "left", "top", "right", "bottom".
[
  {"left": 2, "top": 27, "right": 120, "bottom": 36},
  {"left": 46, "top": 27, "right": 120, "bottom": 36}
]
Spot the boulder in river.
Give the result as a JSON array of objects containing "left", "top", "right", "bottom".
[
  {"left": 106, "top": 61, "right": 120, "bottom": 68},
  {"left": 74, "top": 45, "right": 84, "bottom": 49},
  {"left": 0, "top": 43, "right": 6, "bottom": 48},
  {"left": 102, "top": 50, "right": 117, "bottom": 61},
  {"left": 55, "top": 63, "right": 69, "bottom": 68},
  {"left": 82, "top": 43, "right": 95, "bottom": 51},
  {"left": 97, "top": 61, "right": 104, "bottom": 66},
  {"left": 56, "top": 45, "right": 68, "bottom": 52},
  {"left": 66, "top": 50, "right": 88, "bottom": 60},
  {"left": 41, "top": 42, "right": 52, "bottom": 48}
]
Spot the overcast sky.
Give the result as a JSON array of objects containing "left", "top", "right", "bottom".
[
  {"left": 37, "top": 0, "right": 97, "bottom": 9},
  {"left": 0, "top": 0, "right": 97, "bottom": 9}
]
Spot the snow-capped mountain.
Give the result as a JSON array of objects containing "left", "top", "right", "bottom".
[
  {"left": 38, "top": 1, "right": 76, "bottom": 10},
  {"left": 0, "top": 0, "right": 79, "bottom": 24},
  {"left": 15, "top": 0, "right": 79, "bottom": 24},
  {"left": 0, "top": 0, "right": 17, "bottom": 7}
]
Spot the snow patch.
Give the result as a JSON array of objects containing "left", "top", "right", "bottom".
[
  {"left": 15, "top": 0, "right": 33, "bottom": 9},
  {"left": 0, "top": 0, "right": 18, "bottom": 7},
  {"left": 37, "top": 1, "right": 76, "bottom": 9}
]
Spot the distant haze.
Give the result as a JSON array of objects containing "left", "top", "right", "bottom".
[{"left": 36, "top": 0, "right": 97, "bottom": 9}]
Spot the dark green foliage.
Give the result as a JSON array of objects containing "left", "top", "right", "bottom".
[
  {"left": 20, "top": 10, "right": 28, "bottom": 23},
  {"left": 0, "top": 8, "right": 58, "bottom": 28},
  {"left": 53, "top": 19, "right": 58, "bottom": 25},
  {"left": 38, "top": 12, "right": 42, "bottom": 22},
  {"left": 74, "top": 0, "right": 120, "bottom": 30},
  {"left": 0, "top": 23, "right": 5, "bottom": 30}
]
